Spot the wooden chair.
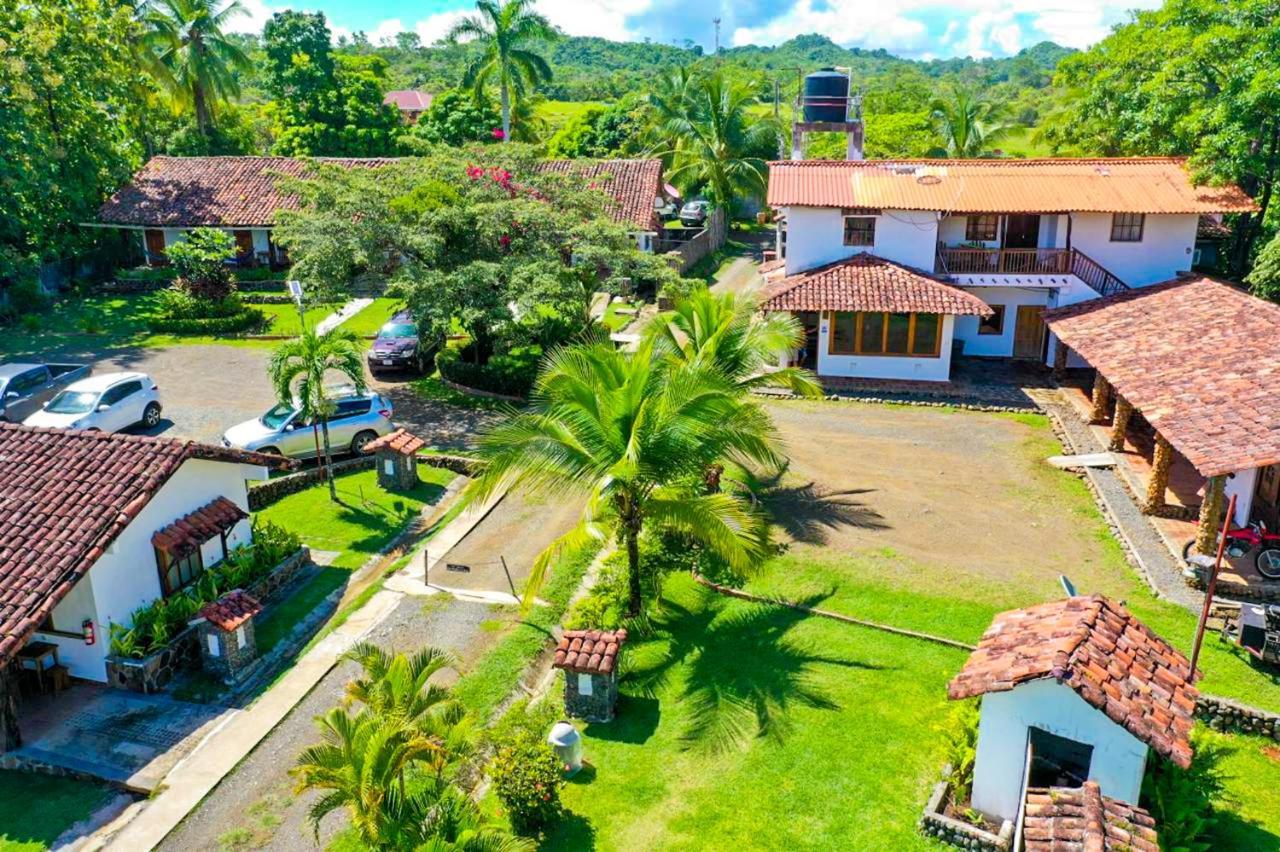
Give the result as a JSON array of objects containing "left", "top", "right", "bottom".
[{"left": 48, "top": 665, "right": 71, "bottom": 693}]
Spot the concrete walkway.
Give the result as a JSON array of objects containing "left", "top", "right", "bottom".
[
  {"left": 710, "top": 256, "right": 764, "bottom": 296},
  {"left": 1044, "top": 396, "right": 1200, "bottom": 611},
  {"left": 315, "top": 297, "right": 373, "bottom": 335},
  {"left": 91, "top": 590, "right": 404, "bottom": 851}
]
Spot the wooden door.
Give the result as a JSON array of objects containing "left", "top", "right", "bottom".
[
  {"left": 233, "top": 230, "right": 254, "bottom": 262},
  {"left": 1013, "top": 305, "right": 1047, "bottom": 360},
  {"left": 1004, "top": 214, "right": 1041, "bottom": 249},
  {"left": 144, "top": 229, "right": 167, "bottom": 265}
]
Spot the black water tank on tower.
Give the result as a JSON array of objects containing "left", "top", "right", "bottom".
[{"left": 803, "top": 68, "right": 849, "bottom": 122}]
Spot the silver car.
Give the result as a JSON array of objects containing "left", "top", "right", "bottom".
[{"left": 221, "top": 388, "right": 395, "bottom": 459}]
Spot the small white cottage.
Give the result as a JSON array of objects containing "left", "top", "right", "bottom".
[{"left": 947, "top": 595, "right": 1197, "bottom": 823}]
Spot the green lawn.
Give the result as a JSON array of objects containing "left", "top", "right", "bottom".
[
  {"left": 998, "top": 125, "right": 1054, "bottom": 158},
  {"left": 541, "top": 572, "right": 961, "bottom": 850},
  {"left": 0, "top": 771, "right": 113, "bottom": 852},
  {"left": 253, "top": 301, "right": 337, "bottom": 337},
  {"left": 341, "top": 298, "right": 405, "bottom": 338},
  {"left": 600, "top": 300, "right": 638, "bottom": 333},
  {"left": 252, "top": 467, "right": 456, "bottom": 653},
  {"left": 538, "top": 100, "right": 603, "bottom": 132}
]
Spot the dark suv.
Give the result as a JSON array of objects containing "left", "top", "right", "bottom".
[{"left": 368, "top": 311, "right": 431, "bottom": 375}]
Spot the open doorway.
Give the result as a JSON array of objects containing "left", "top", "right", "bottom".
[
  {"left": 1004, "top": 215, "right": 1041, "bottom": 249},
  {"left": 796, "top": 311, "right": 819, "bottom": 369},
  {"left": 1028, "top": 727, "right": 1094, "bottom": 789}
]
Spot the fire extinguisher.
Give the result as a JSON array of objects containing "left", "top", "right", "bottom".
[{"left": 82, "top": 619, "right": 95, "bottom": 646}]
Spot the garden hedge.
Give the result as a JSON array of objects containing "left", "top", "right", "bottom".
[{"left": 148, "top": 307, "right": 265, "bottom": 335}]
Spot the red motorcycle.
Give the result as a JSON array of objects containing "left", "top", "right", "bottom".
[{"left": 1182, "top": 520, "right": 1280, "bottom": 579}]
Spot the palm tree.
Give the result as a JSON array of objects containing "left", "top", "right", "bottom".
[
  {"left": 268, "top": 327, "right": 366, "bottom": 502},
  {"left": 474, "top": 340, "right": 780, "bottom": 616},
  {"left": 447, "top": 0, "right": 555, "bottom": 143},
  {"left": 928, "top": 86, "right": 1010, "bottom": 158},
  {"left": 415, "top": 785, "right": 533, "bottom": 852},
  {"left": 342, "top": 642, "right": 471, "bottom": 780},
  {"left": 140, "top": 0, "right": 251, "bottom": 139},
  {"left": 291, "top": 708, "right": 447, "bottom": 848},
  {"left": 646, "top": 288, "right": 823, "bottom": 399},
  {"left": 653, "top": 70, "right": 779, "bottom": 211}
]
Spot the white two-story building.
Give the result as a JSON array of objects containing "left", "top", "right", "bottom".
[{"left": 764, "top": 157, "right": 1255, "bottom": 383}]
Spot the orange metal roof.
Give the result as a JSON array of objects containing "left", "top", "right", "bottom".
[{"left": 767, "top": 158, "right": 1257, "bottom": 215}]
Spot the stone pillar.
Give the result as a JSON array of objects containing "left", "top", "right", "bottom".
[
  {"left": 1194, "top": 475, "right": 1227, "bottom": 556},
  {"left": 0, "top": 663, "right": 20, "bottom": 753},
  {"left": 1143, "top": 433, "right": 1174, "bottom": 515},
  {"left": 1108, "top": 396, "right": 1133, "bottom": 453},
  {"left": 1052, "top": 341, "right": 1070, "bottom": 380},
  {"left": 1088, "top": 373, "right": 1112, "bottom": 423}
]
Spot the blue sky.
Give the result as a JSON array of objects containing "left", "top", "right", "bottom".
[{"left": 231, "top": 0, "right": 1162, "bottom": 60}]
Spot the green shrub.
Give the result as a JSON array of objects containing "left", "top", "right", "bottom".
[
  {"left": 1247, "top": 231, "right": 1280, "bottom": 303},
  {"left": 564, "top": 558, "right": 629, "bottom": 631},
  {"left": 115, "top": 265, "right": 178, "bottom": 282},
  {"left": 936, "top": 700, "right": 980, "bottom": 803},
  {"left": 488, "top": 730, "right": 564, "bottom": 836},
  {"left": 231, "top": 267, "right": 287, "bottom": 284},
  {"left": 18, "top": 313, "right": 41, "bottom": 333},
  {"left": 153, "top": 287, "right": 245, "bottom": 320},
  {"left": 166, "top": 228, "right": 236, "bottom": 300},
  {"left": 1141, "top": 731, "right": 1232, "bottom": 851},
  {"left": 148, "top": 307, "right": 265, "bottom": 335},
  {"left": 436, "top": 344, "right": 540, "bottom": 398},
  {"left": 4, "top": 279, "right": 50, "bottom": 315}
]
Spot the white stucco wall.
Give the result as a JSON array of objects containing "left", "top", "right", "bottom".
[
  {"left": 1068, "top": 213, "right": 1197, "bottom": 287},
  {"left": 815, "top": 313, "right": 955, "bottom": 381},
  {"left": 1226, "top": 467, "right": 1260, "bottom": 527},
  {"left": 30, "top": 458, "right": 264, "bottom": 682},
  {"left": 782, "top": 207, "right": 939, "bottom": 274},
  {"left": 953, "top": 287, "right": 1050, "bottom": 357},
  {"left": 971, "top": 679, "right": 1150, "bottom": 822}
]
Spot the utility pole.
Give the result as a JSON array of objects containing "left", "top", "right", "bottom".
[{"left": 713, "top": 17, "right": 721, "bottom": 58}]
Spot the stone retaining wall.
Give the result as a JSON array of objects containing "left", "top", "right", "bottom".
[
  {"left": 438, "top": 375, "right": 526, "bottom": 403},
  {"left": 1186, "top": 563, "right": 1280, "bottom": 603},
  {"left": 918, "top": 769, "right": 1012, "bottom": 851},
  {"left": 248, "top": 454, "right": 477, "bottom": 509},
  {"left": 753, "top": 389, "right": 1036, "bottom": 415},
  {"left": 1197, "top": 694, "right": 1280, "bottom": 740}
]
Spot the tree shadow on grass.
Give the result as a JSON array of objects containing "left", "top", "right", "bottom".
[
  {"left": 538, "top": 810, "right": 597, "bottom": 851},
  {"left": 584, "top": 695, "right": 660, "bottom": 745},
  {"left": 757, "top": 475, "right": 889, "bottom": 545},
  {"left": 625, "top": 585, "right": 886, "bottom": 754}
]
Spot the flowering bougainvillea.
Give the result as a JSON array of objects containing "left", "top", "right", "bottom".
[
  {"left": 492, "top": 127, "right": 506, "bottom": 140},
  {"left": 489, "top": 731, "right": 564, "bottom": 835}
]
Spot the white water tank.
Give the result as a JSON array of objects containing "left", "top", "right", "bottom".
[{"left": 547, "top": 720, "right": 583, "bottom": 776}]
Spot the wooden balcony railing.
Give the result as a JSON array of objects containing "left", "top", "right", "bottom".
[{"left": 935, "top": 246, "right": 1130, "bottom": 297}]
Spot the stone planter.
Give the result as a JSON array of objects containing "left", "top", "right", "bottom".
[
  {"left": 918, "top": 766, "right": 1013, "bottom": 851},
  {"left": 106, "top": 546, "right": 310, "bottom": 693}
]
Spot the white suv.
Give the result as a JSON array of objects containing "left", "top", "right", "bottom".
[{"left": 24, "top": 372, "right": 162, "bottom": 432}]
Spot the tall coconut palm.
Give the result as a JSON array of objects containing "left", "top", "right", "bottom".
[
  {"left": 646, "top": 288, "right": 823, "bottom": 398},
  {"left": 928, "top": 86, "right": 1010, "bottom": 158},
  {"left": 291, "top": 708, "right": 447, "bottom": 848},
  {"left": 447, "top": 0, "right": 555, "bottom": 143},
  {"left": 653, "top": 70, "right": 779, "bottom": 211},
  {"left": 415, "top": 785, "right": 533, "bottom": 852},
  {"left": 140, "top": 0, "right": 251, "bottom": 139},
  {"left": 268, "top": 327, "right": 366, "bottom": 502},
  {"left": 474, "top": 340, "right": 780, "bottom": 616}
]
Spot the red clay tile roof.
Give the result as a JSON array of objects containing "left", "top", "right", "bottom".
[
  {"left": 151, "top": 496, "right": 247, "bottom": 556},
  {"left": 200, "top": 590, "right": 263, "bottom": 632},
  {"left": 537, "top": 159, "right": 663, "bottom": 232},
  {"left": 761, "top": 253, "right": 992, "bottom": 316},
  {"left": 383, "top": 90, "right": 433, "bottom": 111},
  {"left": 0, "top": 424, "right": 292, "bottom": 666},
  {"left": 767, "top": 157, "right": 1257, "bottom": 214},
  {"left": 1023, "top": 782, "right": 1159, "bottom": 851},
  {"left": 97, "top": 156, "right": 398, "bottom": 227},
  {"left": 948, "top": 595, "right": 1197, "bottom": 768},
  {"left": 553, "top": 628, "right": 627, "bottom": 675},
  {"left": 1045, "top": 277, "right": 1280, "bottom": 477},
  {"left": 1197, "top": 214, "right": 1232, "bottom": 240},
  {"left": 362, "top": 428, "right": 426, "bottom": 455}
]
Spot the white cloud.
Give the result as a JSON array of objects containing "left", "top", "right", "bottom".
[
  {"left": 225, "top": 0, "right": 280, "bottom": 34},
  {"left": 731, "top": 0, "right": 929, "bottom": 53},
  {"left": 370, "top": 18, "right": 405, "bottom": 46},
  {"left": 415, "top": 10, "right": 470, "bottom": 46},
  {"left": 535, "top": 0, "right": 653, "bottom": 41}
]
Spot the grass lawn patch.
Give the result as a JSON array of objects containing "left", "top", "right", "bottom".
[
  {"left": 340, "top": 297, "right": 404, "bottom": 338},
  {"left": 253, "top": 301, "right": 336, "bottom": 336},
  {"left": 409, "top": 373, "right": 511, "bottom": 412},
  {"left": 601, "top": 300, "right": 638, "bottom": 333},
  {"left": 538, "top": 100, "right": 603, "bottom": 131},
  {"left": 541, "top": 572, "right": 964, "bottom": 850},
  {"left": 1208, "top": 729, "right": 1280, "bottom": 846},
  {"left": 0, "top": 771, "right": 113, "bottom": 852}
]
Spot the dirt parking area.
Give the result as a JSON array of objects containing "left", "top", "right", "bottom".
[{"left": 763, "top": 399, "right": 1122, "bottom": 606}]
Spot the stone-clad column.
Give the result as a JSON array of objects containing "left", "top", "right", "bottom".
[
  {"left": 0, "top": 663, "right": 20, "bottom": 753},
  {"left": 1143, "top": 433, "right": 1174, "bottom": 515},
  {"left": 1088, "top": 373, "right": 1112, "bottom": 423},
  {"left": 1194, "top": 475, "right": 1227, "bottom": 556},
  {"left": 1052, "top": 341, "right": 1070, "bottom": 380},
  {"left": 1108, "top": 396, "right": 1133, "bottom": 452}
]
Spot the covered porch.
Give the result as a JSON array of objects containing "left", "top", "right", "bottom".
[{"left": 1045, "top": 277, "right": 1280, "bottom": 589}]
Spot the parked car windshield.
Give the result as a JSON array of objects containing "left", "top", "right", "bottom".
[
  {"left": 45, "top": 390, "right": 99, "bottom": 414},
  {"left": 377, "top": 322, "right": 416, "bottom": 339},
  {"left": 260, "top": 402, "right": 296, "bottom": 430}
]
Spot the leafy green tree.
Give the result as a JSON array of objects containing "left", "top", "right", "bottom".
[
  {"left": 1246, "top": 233, "right": 1280, "bottom": 303},
  {"left": 164, "top": 227, "right": 235, "bottom": 299},
  {"left": 263, "top": 12, "right": 401, "bottom": 156},
  {"left": 545, "top": 96, "right": 648, "bottom": 159},
  {"left": 928, "top": 86, "right": 1009, "bottom": 157},
  {"left": 447, "top": 0, "right": 556, "bottom": 142},
  {"left": 474, "top": 339, "right": 778, "bottom": 615},
  {"left": 140, "top": 0, "right": 251, "bottom": 140},
  {"left": 267, "top": 327, "right": 367, "bottom": 501},
  {"left": 488, "top": 732, "right": 563, "bottom": 836},
  {"left": 652, "top": 69, "right": 779, "bottom": 210},
  {"left": 1042, "top": 0, "right": 1280, "bottom": 273},
  {"left": 0, "top": 0, "right": 141, "bottom": 278},
  {"left": 406, "top": 89, "right": 502, "bottom": 147},
  {"left": 646, "top": 288, "right": 823, "bottom": 399}
]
